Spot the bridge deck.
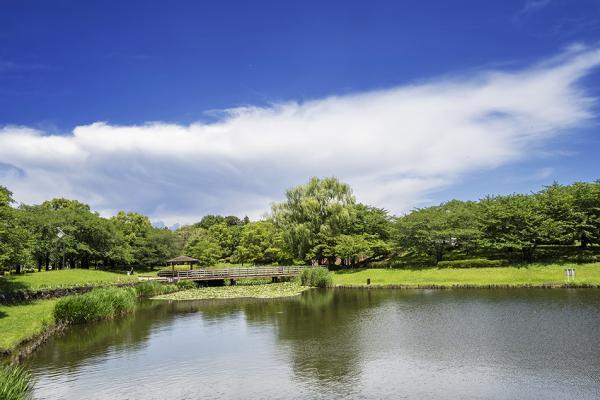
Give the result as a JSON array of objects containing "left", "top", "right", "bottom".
[{"left": 139, "top": 266, "right": 306, "bottom": 282}]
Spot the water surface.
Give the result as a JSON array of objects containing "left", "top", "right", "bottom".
[{"left": 26, "top": 288, "right": 600, "bottom": 399}]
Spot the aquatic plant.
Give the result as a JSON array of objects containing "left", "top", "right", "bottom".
[
  {"left": 175, "top": 279, "right": 197, "bottom": 290},
  {"left": 0, "top": 364, "right": 32, "bottom": 400},
  {"left": 153, "top": 281, "right": 307, "bottom": 300},
  {"left": 299, "top": 268, "right": 332, "bottom": 288},
  {"left": 135, "top": 281, "right": 179, "bottom": 297},
  {"left": 54, "top": 287, "right": 136, "bottom": 324}
]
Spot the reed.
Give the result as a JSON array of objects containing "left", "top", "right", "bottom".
[
  {"left": 0, "top": 364, "right": 32, "bottom": 400},
  {"left": 54, "top": 287, "right": 136, "bottom": 324},
  {"left": 299, "top": 268, "right": 332, "bottom": 288},
  {"left": 135, "top": 281, "right": 179, "bottom": 297}
]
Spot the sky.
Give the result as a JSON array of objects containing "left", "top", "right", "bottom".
[{"left": 1, "top": 0, "right": 600, "bottom": 225}]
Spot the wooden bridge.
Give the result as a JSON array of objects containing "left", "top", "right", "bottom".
[{"left": 140, "top": 266, "right": 307, "bottom": 283}]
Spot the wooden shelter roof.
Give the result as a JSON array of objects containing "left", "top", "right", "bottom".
[{"left": 166, "top": 255, "right": 200, "bottom": 264}]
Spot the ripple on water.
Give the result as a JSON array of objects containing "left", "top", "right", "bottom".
[{"left": 26, "top": 288, "right": 600, "bottom": 400}]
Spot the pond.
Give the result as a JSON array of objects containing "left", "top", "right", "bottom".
[{"left": 25, "top": 288, "right": 600, "bottom": 399}]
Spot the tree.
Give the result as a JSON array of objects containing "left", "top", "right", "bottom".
[
  {"left": 0, "top": 187, "right": 32, "bottom": 273},
  {"left": 184, "top": 228, "right": 222, "bottom": 266},
  {"left": 207, "top": 222, "right": 242, "bottom": 261},
  {"left": 536, "top": 182, "right": 577, "bottom": 246},
  {"left": 272, "top": 177, "right": 356, "bottom": 264},
  {"left": 111, "top": 211, "right": 153, "bottom": 267},
  {"left": 194, "top": 214, "right": 243, "bottom": 230},
  {"left": 567, "top": 181, "right": 600, "bottom": 247},
  {"left": 332, "top": 234, "right": 391, "bottom": 267},
  {"left": 478, "top": 194, "right": 561, "bottom": 262},
  {"left": 347, "top": 204, "right": 394, "bottom": 263},
  {"left": 235, "top": 221, "right": 288, "bottom": 265},
  {"left": 394, "top": 200, "right": 480, "bottom": 263}
]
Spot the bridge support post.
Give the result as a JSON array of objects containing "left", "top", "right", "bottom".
[
  {"left": 272, "top": 276, "right": 280, "bottom": 283},
  {"left": 230, "top": 279, "right": 236, "bottom": 286}
]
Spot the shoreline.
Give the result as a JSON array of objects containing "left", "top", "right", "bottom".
[
  {"left": 2, "top": 322, "right": 67, "bottom": 364},
  {"left": 4, "top": 278, "right": 600, "bottom": 362},
  {"left": 0, "top": 283, "right": 139, "bottom": 305},
  {"left": 334, "top": 283, "right": 600, "bottom": 289}
]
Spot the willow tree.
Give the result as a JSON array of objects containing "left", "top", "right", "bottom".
[{"left": 272, "top": 177, "right": 355, "bottom": 264}]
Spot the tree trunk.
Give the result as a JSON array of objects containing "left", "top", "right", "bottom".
[
  {"left": 15, "top": 264, "right": 22, "bottom": 274},
  {"left": 435, "top": 249, "right": 443, "bottom": 264},
  {"left": 37, "top": 258, "right": 42, "bottom": 272},
  {"left": 522, "top": 246, "right": 536, "bottom": 263},
  {"left": 580, "top": 234, "right": 589, "bottom": 249},
  {"left": 45, "top": 257, "right": 50, "bottom": 271}
]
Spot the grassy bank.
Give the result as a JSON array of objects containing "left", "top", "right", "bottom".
[
  {"left": 153, "top": 281, "right": 309, "bottom": 300},
  {"left": 0, "top": 281, "right": 196, "bottom": 356},
  {"left": 333, "top": 262, "right": 600, "bottom": 287},
  {"left": 0, "top": 269, "right": 138, "bottom": 293},
  {"left": 0, "top": 300, "right": 56, "bottom": 354}
]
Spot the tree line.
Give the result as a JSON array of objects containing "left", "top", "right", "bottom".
[{"left": 1, "top": 177, "right": 599, "bottom": 273}]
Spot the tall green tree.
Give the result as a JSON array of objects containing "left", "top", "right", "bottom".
[
  {"left": 272, "top": 177, "right": 356, "bottom": 264},
  {"left": 0, "top": 187, "right": 32, "bottom": 273},
  {"left": 207, "top": 222, "right": 242, "bottom": 261},
  {"left": 235, "top": 221, "right": 288, "bottom": 265},
  {"left": 394, "top": 200, "right": 480, "bottom": 263},
  {"left": 478, "top": 194, "right": 561, "bottom": 262},
  {"left": 111, "top": 211, "right": 176, "bottom": 267},
  {"left": 184, "top": 228, "right": 222, "bottom": 266},
  {"left": 567, "top": 181, "right": 600, "bottom": 247}
]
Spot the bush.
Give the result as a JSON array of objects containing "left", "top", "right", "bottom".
[
  {"left": 135, "top": 281, "right": 179, "bottom": 297},
  {"left": 299, "top": 268, "right": 332, "bottom": 288},
  {"left": 54, "top": 287, "right": 136, "bottom": 324},
  {"left": 175, "top": 279, "right": 197, "bottom": 290},
  {"left": 0, "top": 365, "right": 32, "bottom": 400},
  {"left": 437, "top": 258, "right": 505, "bottom": 268}
]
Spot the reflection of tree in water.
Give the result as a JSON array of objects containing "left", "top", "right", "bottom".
[
  {"left": 25, "top": 300, "right": 200, "bottom": 372},
  {"left": 196, "top": 289, "right": 391, "bottom": 386},
  {"left": 273, "top": 289, "right": 389, "bottom": 385}
]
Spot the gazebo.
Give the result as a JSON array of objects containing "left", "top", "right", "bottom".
[{"left": 166, "top": 255, "right": 200, "bottom": 272}]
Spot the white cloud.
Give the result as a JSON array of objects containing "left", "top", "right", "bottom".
[
  {"left": 516, "top": 0, "right": 551, "bottom": 18},
  {"left": 1, "top": 46, "right": 599, "bottom": 224}
]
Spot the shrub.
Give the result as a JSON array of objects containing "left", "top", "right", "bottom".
[
  {"left": 135, "top": 281, "right": 179, "bottom": 297},
  {"left": 54, "top": 287, "right": 136, "bottom": 324},
  {"left": 299, "top": 268, "right": 332, "bottom": 288},
  {"left": 437, "top": 258, "right": 505, "bottom": 268},
  {"left": 175, "top": 279, "right": 197, "bottom": 290},
  {"left": 0, "top": 365, "right": 32, "bottom": 400}
]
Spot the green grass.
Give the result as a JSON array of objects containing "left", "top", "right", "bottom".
[
  {"left": 153, "top": 281, "right": 309, "bottom": 300},
  {"left": 299, "top": 267, "right": 333, "bottom": 287},
  {"left": 0, "top": 300, "right": 57, "bottom": 353},
  {"left": 0, "top": 365, "right": 32, "bottom": 400},
  {"left": 333, "top": 262, "right": 600, "bottom": 287},
  {"left": 54, "top": 287, "right": 137, "bottom": 324},
  {"left": 135, "top": 281, "right": 180, "bottom": 297},
  {"left": 0, "top": 269, "right": 138, "bottom": 292}
]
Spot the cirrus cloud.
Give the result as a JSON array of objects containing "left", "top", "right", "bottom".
[{"left": 1, "top": 46, "right": 599, "bottom": 224}]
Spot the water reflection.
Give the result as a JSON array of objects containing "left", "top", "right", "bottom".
[{"left": 25, "top": 289, "right": 600, "bottom": 399}]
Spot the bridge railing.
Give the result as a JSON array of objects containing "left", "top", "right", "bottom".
[{"left": 157, "top": 266, "right": 307, "bottom": 280}]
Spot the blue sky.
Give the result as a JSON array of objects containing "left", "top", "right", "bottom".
[{"left": 1, "top": 0, "right": 599, "bottom": 224}]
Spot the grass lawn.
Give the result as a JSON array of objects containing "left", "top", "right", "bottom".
[
  {"left": 333, "top": 262, "right": 600, "bottom": 287},
  {"left": 0, "top": 269, "right": 138, "bottom": 293},
  {"left": 153, "top": 281, "right": 308, "bottom": 300},
  {"left": 0, "top": 299, "right": 57, "bottom": 353}
]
